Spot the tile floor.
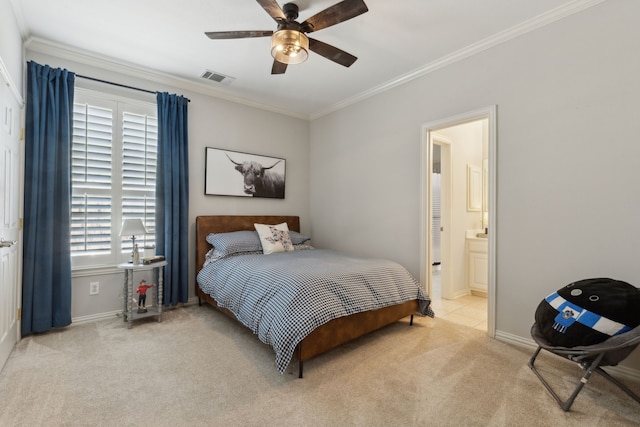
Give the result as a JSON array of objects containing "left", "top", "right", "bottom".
[
  {"left": 429, "top": 294, "right": 487, "bottom": 331},
  {"left": 429, "top": 267, "right": 487, "bottom": 331}
]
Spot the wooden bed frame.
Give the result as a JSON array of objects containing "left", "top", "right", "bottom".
[{"left": 195, "top": 215, "right": 419, "bottom": 378}]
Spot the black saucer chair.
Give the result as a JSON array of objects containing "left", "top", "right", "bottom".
[{"left": 528, "top": 323, "right": 640, "bottom": 412}]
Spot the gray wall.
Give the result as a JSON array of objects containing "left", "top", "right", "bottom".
[{"left": 309, "top": 0, "right": 640, "bottom": 369}]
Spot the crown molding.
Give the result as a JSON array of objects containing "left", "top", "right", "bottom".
[
  {"left": 24, "top": 37, "right": 310, "bottom": 121},
  {"left": 309, "top": 0, "right": 608, "bottom": 120}
]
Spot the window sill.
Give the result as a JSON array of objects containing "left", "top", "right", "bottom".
[{"left": 71, "top": 265, "right": 122, "bottom": 278}]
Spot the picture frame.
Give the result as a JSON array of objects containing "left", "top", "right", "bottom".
[{"left": 205, "top": 147, "right": 286, "bottom": 199}]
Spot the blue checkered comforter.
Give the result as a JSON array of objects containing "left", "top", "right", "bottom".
[{"left": 197, "top": 248, "right": 434, "bottom": 373}]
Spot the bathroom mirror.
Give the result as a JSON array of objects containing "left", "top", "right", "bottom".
[{"left": 467, "top": 164, "right": 482, "bottom": 212}]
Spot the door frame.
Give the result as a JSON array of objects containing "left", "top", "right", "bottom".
[
  {"left": 420, "top": 105, "right": 497, "bottom": 337},
  {"left": 427, "top": 133, "right": 452, "bottom": 299}
]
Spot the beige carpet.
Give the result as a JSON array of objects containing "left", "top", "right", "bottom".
[{"left": 0, "top": 304, "right": 639, "bottom": 426}]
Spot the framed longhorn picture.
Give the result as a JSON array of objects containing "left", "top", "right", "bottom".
[{"left": 205, "top": 147, "right": 286, "bottom": 199}]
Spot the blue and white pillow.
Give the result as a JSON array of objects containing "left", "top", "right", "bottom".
[{"left": 206, "top": 230, "right": 263, "bottom": 257}]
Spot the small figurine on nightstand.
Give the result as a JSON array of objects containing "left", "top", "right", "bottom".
[{"left": 136, "top": 279, "right": 155, "bottom": 313}]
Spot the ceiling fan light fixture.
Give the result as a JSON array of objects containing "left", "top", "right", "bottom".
[{"left": 271, "top": 29, "right": 309, "bottom": 65}]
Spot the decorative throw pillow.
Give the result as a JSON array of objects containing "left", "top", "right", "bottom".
[
  {"left": 254, "top": 222, "right": 294, "bottom": 254},
  {"left": 534, "top": 278, "right": 640, "bottom": 348}
]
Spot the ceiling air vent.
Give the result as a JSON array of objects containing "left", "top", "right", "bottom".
[{"left": 200, "top": 70, "right": 235, "bottom": 85}]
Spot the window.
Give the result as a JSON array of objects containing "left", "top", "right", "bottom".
[{"left": 71, "top": 89, "right": 157, "bottom": 268}]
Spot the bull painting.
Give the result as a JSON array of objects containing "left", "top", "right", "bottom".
[
  {"left": 225, "top": 154, "right": 285, "bottom": 198},
  {"left": 204, "top": 148, "right": 286, "bottom": 199}
]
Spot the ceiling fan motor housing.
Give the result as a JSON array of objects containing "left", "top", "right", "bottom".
[
  {"left": 278, "top": 3, "right": 306, "bottom": 33},
  {"left": 282, "top": 3, "right": 300, "bottom": 21}
]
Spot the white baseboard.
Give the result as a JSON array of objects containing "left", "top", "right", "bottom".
[
  {"left": 495, "top": 329, "right": 640, "bottom": 382},
  {"left": 71, "top": 310, "right": 122, "bottom": 325},
  {"left": 495, "top": 330, "right": 538, "bottom": 350},
  {"left": 70, "top": 297, "right": 200, "bottom": 325}
]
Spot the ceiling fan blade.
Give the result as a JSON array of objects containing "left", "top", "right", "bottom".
[
  {"left": 271, "top": 60, "right": 288, "bottom": 75},
  {"left": 308, "top": 38, "right": 357, "bottom": 67},
  {"left": 302, "top": 0, "right": 368, "bottom": 33},
  {"left": 205, "top": 30, "right": 273, "bottom": 39},
  {"left": 256, "top": 0, "right": 286, "bottom": 23}
]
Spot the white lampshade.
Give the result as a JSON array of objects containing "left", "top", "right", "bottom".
[{"left": 119, "top": 218, "right": 148, "bottom": 237}]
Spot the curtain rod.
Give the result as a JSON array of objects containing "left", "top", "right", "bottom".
[
  {"left": 76, "top": 74, "right": 190, "bottom": 102},
  {"left": 76, "top": 74, "right": 157, "bottom": 95}
]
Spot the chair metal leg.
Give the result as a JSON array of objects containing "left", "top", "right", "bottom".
[
  {"left": 528, "top": 346, "right": 606, "bottom": 412},
  {"left": 529, "top": 323, "right": 640, "bottom": 412},
  {"left": 529, "top": 345, "right": 640, "bottom": 412},
  {"left": 593, "top": 366, "right": 640, "bottom": 406}
]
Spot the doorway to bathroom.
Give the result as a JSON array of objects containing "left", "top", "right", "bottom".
[
  {"left": 421, "top": 106, "right": 496, "bottom": 336},
  {"left": 429, "top": 136, "right": 448, "bottom": 301}
]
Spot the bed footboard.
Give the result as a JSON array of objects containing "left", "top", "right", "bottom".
[{"left": 295, "top": 300, "right": 418, "bottom": 377}]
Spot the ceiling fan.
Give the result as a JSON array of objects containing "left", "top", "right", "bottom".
[{"left": 205, "top": 0, "right": 369, "bottom": 74}]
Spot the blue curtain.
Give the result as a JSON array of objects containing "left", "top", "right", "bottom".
[
  {"left": 156, "top": 92, "right": 189, "bottom": 306},
  {"left": 22, "top": 61, "right": 75, "bottom": 335}
]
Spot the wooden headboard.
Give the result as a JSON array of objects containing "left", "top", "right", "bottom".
[{"left": 195, "top": 215, "right": 301, "bottom": 279}]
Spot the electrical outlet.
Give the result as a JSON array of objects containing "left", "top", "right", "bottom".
[{"left": 89, "top": 282, "right": 99, "bottom": 295}]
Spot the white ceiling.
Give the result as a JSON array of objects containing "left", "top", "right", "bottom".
[{"left": 12, "top": 0, "right": 595, "bottom": 118}]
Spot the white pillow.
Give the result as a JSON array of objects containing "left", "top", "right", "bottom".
[{"left": 254, "top": 222, "right": 294, "bottom": 255}]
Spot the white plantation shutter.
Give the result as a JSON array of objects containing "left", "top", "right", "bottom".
[
  {"left": 71, "top": 89, "right": 157, "bottom": 267},
  {"left": 71, "top": 104, "right": 113, "bottom": 255},
  {"left": 122, "top": 112, "right": 157, "bottom": 252}
]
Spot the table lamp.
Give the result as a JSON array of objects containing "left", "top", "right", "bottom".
[{"left": 120, "top": 218, "right": 148, "bottom": 263}]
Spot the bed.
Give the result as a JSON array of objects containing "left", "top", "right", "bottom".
[{"left": 195, "top": 215, "right": 433, "bottom": 377}]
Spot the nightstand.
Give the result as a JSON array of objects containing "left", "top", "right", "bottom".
[{"left": 117, "top": 260, "right": 167, "bottom": 328}]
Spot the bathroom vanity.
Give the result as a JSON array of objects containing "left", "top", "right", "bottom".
[{"left": 466, "top": 230, "right": 488, "bottom": 295}]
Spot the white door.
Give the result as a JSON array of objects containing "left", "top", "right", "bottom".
[{"left": 0, "top": 67, "right": 21, "bottom": 371}]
